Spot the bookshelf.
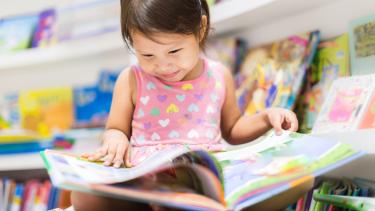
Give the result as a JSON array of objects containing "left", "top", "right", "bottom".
[
  {"left": 0, "top": 137, "right": 101, "bottom": 172},
  {"left": 0, "top": 32, "right": 125, "bottom": 70},
  {"left": 0, "top": 0, "right": 342, "bottom": 70}
]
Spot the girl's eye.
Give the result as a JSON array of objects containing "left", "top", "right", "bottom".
[
  {"left": 169, "top": 48, "right": 182, "bottom": 54},
  {"left": 142, "top": 54, "right": 154, "bottom": 58}
]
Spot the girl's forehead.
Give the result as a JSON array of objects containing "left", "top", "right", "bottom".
[{"left": 132, "top": 31, "right": 196, "bottom": 47}]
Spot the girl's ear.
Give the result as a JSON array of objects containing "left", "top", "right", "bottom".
[{"left": 199, "top": 15, "right": 208, "bottom": 42}]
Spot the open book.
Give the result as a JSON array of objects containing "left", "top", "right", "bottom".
[{"left": 40, "top": 131, "right": 363, "bottom": 211}]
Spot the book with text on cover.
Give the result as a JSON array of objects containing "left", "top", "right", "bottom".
[{"left": 41, "top": 131, "right": 363, "bottom": 211}]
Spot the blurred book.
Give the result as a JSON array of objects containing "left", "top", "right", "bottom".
[
  {"left": 349, "top": 13, "right": 375, "bottom": 76},
  {"left": 358, "top": 89, "right": 375, "bottom": 129},
  {"left": 0, "top": 140, "right": 53, "bottom": 155},
  {"left": 0, "top": 14, "right": 39, "bottom": 53},
  {"left": 18, "top": 87, "right": 74, "bottom": 137},
  {"left": 0, "top": 179, "right": 68, "bottom": 211},
  {"left": 0, "top": 128, "right": 42, "bottom": 143},
  {"left": 31, "top": 8, "right": 58, "bottom": 48},
  {"left": 295, "top": 34, "right": 350, "bottom": 133},
  {"left": 73, "top": 71, "right": 119, "bottom": 128},
  {"left": 312, "top": 74, "right": 375, "bottom": 134},
  {"left": 206, "top": 37, "right": 247, "bottom": 74},
  {"left": 290, "top": 177, "right": 375, "bottom": 210},
  {"left": 236, "top": 30, "right": 320, "bottom": 114},
  {"left": 0, "top": 94, "right": 21, "bottom": 129}
]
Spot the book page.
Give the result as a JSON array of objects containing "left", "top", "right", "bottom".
[
  {"left": 43, "top": 147, "right": 189, "bottom": 185},
  {"left": 212, "top": 131, "right": 360, "bottom": 209}
]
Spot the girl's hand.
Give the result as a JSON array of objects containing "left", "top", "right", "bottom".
[
  {"left": 81, "top": 129, "right": 129, "bottom": 168},
  {"left": 265, "top": 107, "right": 298, "bottom": 135}
]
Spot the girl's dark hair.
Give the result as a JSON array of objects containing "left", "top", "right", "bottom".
[{"left": 120, "top": 0, "right": 210, "bottom": 49}]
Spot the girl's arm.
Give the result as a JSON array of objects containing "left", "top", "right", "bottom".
[
  {"left": 220, "top": 67, "right": 298, "bottom": 145},
  {"left": 87, "top": 67, "right": 137, "bottom": 167}
]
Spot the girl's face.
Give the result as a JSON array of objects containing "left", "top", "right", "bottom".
[{"left": 132, "top": 31, "right": 202, "bottom": 82}]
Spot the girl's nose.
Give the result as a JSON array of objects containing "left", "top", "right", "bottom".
[{"left": 156, "top": 59, "right": 172, "bottom": 72}]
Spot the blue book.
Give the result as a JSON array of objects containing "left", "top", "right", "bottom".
[
  {"left": 73, "top": 71, "right": 119, "bottom": 128},
  {"left": 0, "top": 141, "right": 53, "bottom": 154}
]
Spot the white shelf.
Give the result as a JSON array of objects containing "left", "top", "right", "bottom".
[
  {"left": 0, "top": 0, "right": 341, "bottom": 70},
  {"left": 0, "top": 137, "right": 101, "bottom": 171},
  {"left": 211, "top": 0, "right": 339, "bottom": 34},
  {"left": 0, "top": 31, "right": 126, "bottom": 70},
  {"left": 314, "top": 129, "right": 375, "bottom": 154}
]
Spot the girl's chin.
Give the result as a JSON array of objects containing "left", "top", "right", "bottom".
[{"left": 158, "top": 71, "right": 184, "bottom": 82}]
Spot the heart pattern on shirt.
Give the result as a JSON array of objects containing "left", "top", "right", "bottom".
[
  {"left": 158, "top": 119, "right": 170, "bottom": 127},
  {"left": 187, "top": 129, "right": 199, "bottom": 139}
]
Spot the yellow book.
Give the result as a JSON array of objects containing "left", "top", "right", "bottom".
[{"left": 19, "top": 87, "right": 74, "bottom": 137}]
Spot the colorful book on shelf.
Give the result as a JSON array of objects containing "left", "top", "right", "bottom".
[
  {"left": 0, "top": 129, "right": 43, "bottom": 143},
  {"left": 0, "top": 140, "right": 53, "bottom": 155},
  {"left": 40, "top": 131, "right": 363, "bottom": 211},
  {"left": 358, "top": 90, "right": 375, "bottom": 129},
  {"left": 0, "top": 94, "right": 21, "bottom": 129},
  {"left": 349, "top": 13, "right": 375, "bottom": 76},
  {"left": 18, "top": 87, "right": 74, "bottom": 137},
  {"left": 0, "top": 179, "right": 65, "bottom": 211},
  {"left": 31, "top": 8, "right": 57, "bottom": 48},
  {"left": 295, "top": 34, "right": 350, "bottom": 133},
  {"left": 0, "top": 14, "right": 39, "bottom": 53},
  {"left": 235, "top": 30, "right": 320, "bottom": 114},
  {"left": 206, "top": 37, "right": 247, "bottom": 74},
  {"left": 312, "top": 74, "right": 375, "bottom": 134},
  {"left": 73, "top": 71, "right": 119, "bottom": 128}
]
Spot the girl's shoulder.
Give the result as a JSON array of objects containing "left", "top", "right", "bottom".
[
  {"left": 204, "top": 57, "right": 232, "bottom": 81},
  {"left": 116, "top": 66, "right": 137, "bottom": 104}
]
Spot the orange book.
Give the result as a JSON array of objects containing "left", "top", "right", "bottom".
[
  {"left": 58, "top": 190, "right": 72, "bottom": 209},
  {"left": 358, "top": 91, "right": 375, "bottom": 129}
]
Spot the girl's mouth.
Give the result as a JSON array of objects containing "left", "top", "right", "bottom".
[{"left": 160, "top": 70, "right": 181, "bottom": 79}]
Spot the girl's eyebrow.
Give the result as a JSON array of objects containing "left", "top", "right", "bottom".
[{"left": 136, "top": 43, "right": 184, "bottom": 55}]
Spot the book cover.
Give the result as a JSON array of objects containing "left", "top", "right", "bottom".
[
  {"left": 296, "top": 34, "right": 350, "bottom": 132},
  {"left": 31, "top": 8, "right": 57, "bottom": 48},
  {"left": 0, "top": 94, "right": 21, "bottom": 129},
  {"left": 73, "top": 71, "right": 118, "bottom": 128},
  {"left": 349, "top": 13, "right": 375, "bottom": 76},
  {"left": 206, "top": 37, "right": 247, "bottom": 74},
  {"left": 235, "top": 30, "right": 320, "bottom": 114},
  {"left": 41, "top": 131, "right": 363, "bottom": 210},
  {"left": 312, "top": 74, "right": 375, "bottom": 134},
  {"left": 0, "top": 14, "right": 39, "bottom": 53},
  {"left": 358, "top": 90, "right": 375, "bottom": 129},
  {"left": 19, "top": 87, "right": 74, "bottom": 137}
]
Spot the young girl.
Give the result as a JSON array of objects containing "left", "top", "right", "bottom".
[{"left": 71, "top": 0, "right": 298, "bottom": 210}]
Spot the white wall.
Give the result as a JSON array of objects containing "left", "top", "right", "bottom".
[{"left": 239, "top": 0, "right": 375, "bottom": 47}]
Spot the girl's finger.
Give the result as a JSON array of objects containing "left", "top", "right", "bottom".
[
  {"left": 113, "top": 143, "right": 127, "bottom": 168},
  {"left": 89, "top": 144, "right": 108, "bottom": 161},
  {"left": 287, "top": 113, "right": 299, "bottom": 132},
  {"left": 271, "top": 114, "right": 283, "bottom": 135},
  {"left": 104, "top": 145, "right": 117, "bottom": 166},
  {"left": 81, "top": 153, "right": 90, "bottom": 158}
]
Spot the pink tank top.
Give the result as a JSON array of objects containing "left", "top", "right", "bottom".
[{"left": 127, "top": 58, "right": 227, "bottom": 167}]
